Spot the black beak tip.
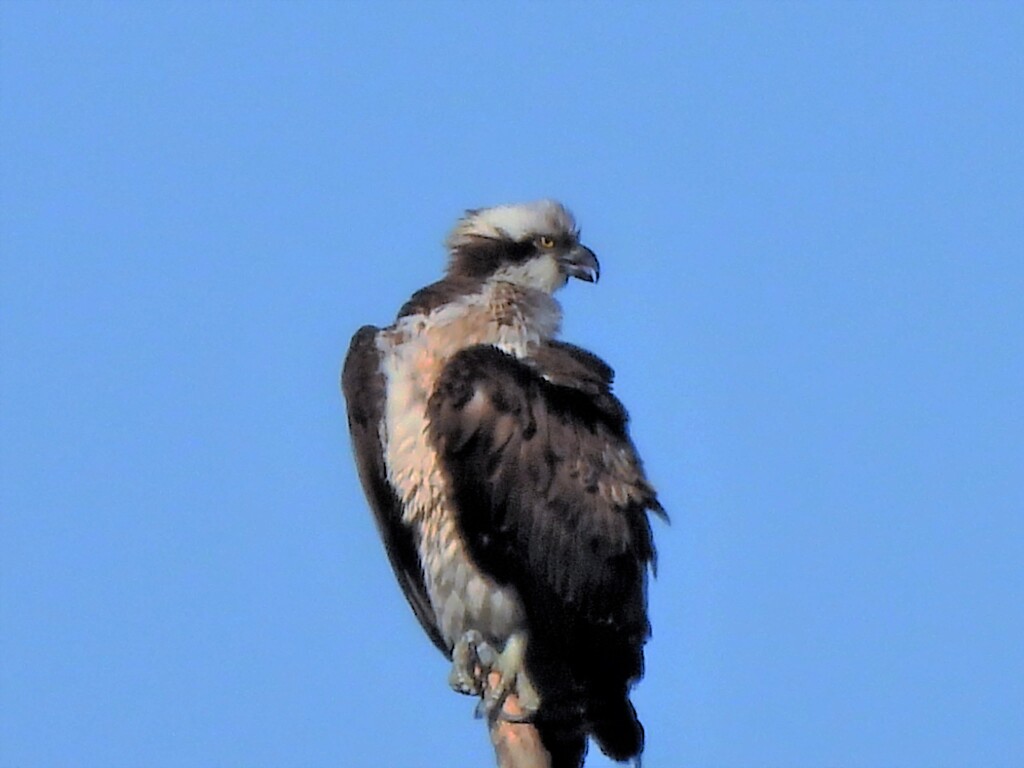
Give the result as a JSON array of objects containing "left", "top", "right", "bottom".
[{"left": 565, "top": 245, "right": 600, "bottom": 284}]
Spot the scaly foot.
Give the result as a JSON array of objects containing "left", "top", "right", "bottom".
[
  {"left": 477, "top": 632, "right": 541, "bottom": 723},
  {"left": 448, "top": 629, "right": 496, "bottom": 697}
]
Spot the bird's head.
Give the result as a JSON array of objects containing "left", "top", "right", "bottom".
[{"left": 444, "top": 200, "right": 600, "bottom": 294}]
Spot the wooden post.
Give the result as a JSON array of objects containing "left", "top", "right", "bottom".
[{"left": 487, "top": 672, "right": 551, "bottom": 768}]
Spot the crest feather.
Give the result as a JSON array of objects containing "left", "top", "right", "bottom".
[{"left": 446, "top": 200, "right": 577, "bottom": 250}]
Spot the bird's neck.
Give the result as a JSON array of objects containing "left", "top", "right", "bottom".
[
  {"left": 480, "top": 280, "right": 563, "bottom": 347},
  {"left": 391, "top": 279, "right": 562, "bottom": 365}
]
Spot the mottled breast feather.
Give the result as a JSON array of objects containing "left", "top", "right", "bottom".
[
  {"left": 426, "top": 340, "right": 665, "bottom": 761},
  {"left": 341, "top": 325, "right": 448, "bottom": 656}
]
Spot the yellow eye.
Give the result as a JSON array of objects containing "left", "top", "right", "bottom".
[{"left": 538, "top": 235, "right": 556, "bottom": 249}]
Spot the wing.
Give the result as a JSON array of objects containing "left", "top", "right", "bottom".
[
  {"left": 426, "top": 341, "right": 664, "bottom": 649},
  {"left": 341, "top": 325, "right": 448, "bottom": 656}
]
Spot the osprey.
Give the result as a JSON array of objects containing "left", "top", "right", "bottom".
[{"left": 342, "top": 200, "right": 664, "bottom": 766}]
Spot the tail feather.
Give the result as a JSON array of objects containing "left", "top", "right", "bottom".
[
  {"left": 590, "top": 696, "right": 644, "bottom": 762},
  {"left": 535, "top": 720, "right": 587, "bottom": 768},
  {"left": 524, "top": 617, "right": 648, "bottom": 764}
]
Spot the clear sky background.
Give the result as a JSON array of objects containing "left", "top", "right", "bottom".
[{"left": 2, "top": 2, "right": 1022, "bottom": 767}]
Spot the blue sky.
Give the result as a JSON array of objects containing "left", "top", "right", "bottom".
[{"left": 2, "top": 2, "right": 1022, "bottom": 766}]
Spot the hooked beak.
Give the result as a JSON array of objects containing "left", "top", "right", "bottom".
[{"left": 560, "top": 244, "right": 600, "bottom": 283}]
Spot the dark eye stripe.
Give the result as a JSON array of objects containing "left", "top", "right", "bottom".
[{"left": 449, "top": 237, "right": 536, "bottom": 277}]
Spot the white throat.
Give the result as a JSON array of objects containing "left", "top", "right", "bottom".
[{"left": 491, "top": 256, "right": 568, "bottom": 296}]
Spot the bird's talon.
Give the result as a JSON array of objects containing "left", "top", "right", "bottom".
[
  {"left": 495, "top": 708, "right": 534, "bottom": 724},
  {"left": 473, "top": 698, "right": 489, "bottom": 720},
  {"left": 449, "top": 630, "right": 490, "bottom": 696},
  {"left": 477, "top": 632, "right": 541, "bottom": 722}
]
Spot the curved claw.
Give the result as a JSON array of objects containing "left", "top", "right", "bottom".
[{"left": 494, "top": 707, "right": 535, "bottom": 724}]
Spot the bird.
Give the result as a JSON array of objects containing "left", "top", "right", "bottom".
[{"left": 341, "top": 200, "right": 664, "bottom": 767}]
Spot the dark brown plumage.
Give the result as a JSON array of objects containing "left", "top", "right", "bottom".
[{"left": 428, "top": 343, "right": 662, "bottom": 761}]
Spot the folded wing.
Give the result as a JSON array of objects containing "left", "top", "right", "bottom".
[
  {"left": 342, "top": 326, "right": 448, "bottom": 655},
  {"left": 427, "top": 341, "right": 664, "bottom": 757}
]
